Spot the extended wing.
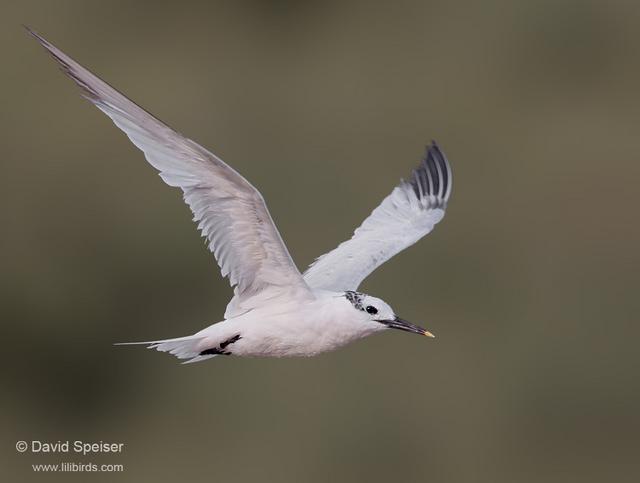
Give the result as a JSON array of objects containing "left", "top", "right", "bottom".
[
  {"left": 304, "top": 142, "right": 452, "bottom": 292},
  {"left": 30, "top": 29, "right": 313, "bottom": 316}
]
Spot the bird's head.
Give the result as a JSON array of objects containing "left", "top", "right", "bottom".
[{"left": 344, "top": 291, "right": 434, "bottom": 337}]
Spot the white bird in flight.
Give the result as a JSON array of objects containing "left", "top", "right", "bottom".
[{"left": 30, "top": 29, "right": 453, "bottom": 363}]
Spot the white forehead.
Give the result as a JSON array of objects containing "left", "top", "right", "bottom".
[
  {"left": 362, "top": 295, "right": 388, "bottom": 309},
  {"left": 345, "top": 291, "right": 394, "bottom": 315}
]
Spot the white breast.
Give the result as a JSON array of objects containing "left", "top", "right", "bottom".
[{"left": 209, "top": 293, "right": 384, "bottom": 357}]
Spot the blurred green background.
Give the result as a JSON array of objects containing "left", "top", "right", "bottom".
[{"left": 2, "top": 0, "right": 639, "bottom": 482}]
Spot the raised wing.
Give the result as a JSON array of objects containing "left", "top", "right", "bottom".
[
  {"left": 304, "top": 142, "right": 452, "bottom": 292},
  {"left": 29, "top": 29, "right": 313, "bottom": 315}
]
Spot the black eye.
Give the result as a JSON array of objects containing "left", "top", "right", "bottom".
[{"left": 366, "top": 306, "right": 378, "bottom": 315}]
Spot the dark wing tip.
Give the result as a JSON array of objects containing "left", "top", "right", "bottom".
[
  {"left": 26, "top": 28, "right": 105, "bottom": 105},
  {"left": 24, "top": 25, "right": 50, "bottom": 48},
  {"left": 26, "top": 28, "right": 68, "bottom": 69},
  {"left": 407, "top": 140, "right": 453, "bottom": 206}
]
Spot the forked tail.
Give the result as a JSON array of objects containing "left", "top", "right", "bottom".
[{"left": 115, "top": 334, "right": 215, "bottom": 364}]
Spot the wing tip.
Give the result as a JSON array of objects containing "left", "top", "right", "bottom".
[
  {"left": 24, "top": 25, "right": 53, "bottom": 51},
  {"left": 407, "top": 140, "right": 452, "bottom": 206},
  {"left": 23, "top": 24, "right": 38, "bottom": 38},
  {"left": 27, "top": 27, "right": 107, "bottom": 107}
]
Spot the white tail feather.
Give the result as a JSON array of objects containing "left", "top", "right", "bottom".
[{"left": 115, "top": 334, "right": 215, "bottom": 364}]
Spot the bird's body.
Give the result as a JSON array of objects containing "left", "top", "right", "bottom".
[
  {"left": 29, "top": 28, "right": 453, "bottom": 363},
  {"left": 184, "top": 291, "right": 382, "bottom": 361}
]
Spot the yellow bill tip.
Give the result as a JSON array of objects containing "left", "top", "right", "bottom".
[{"left": 424, "top": 331, "right": 435, "bottom": 338}]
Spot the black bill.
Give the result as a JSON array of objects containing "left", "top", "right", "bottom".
[{"left": 382, "top": 317, "right": 435, "bottom": 337}]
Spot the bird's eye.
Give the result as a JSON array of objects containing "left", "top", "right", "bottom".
[{"left": 366, "top": 306, "right": 378, "bottom": 315}]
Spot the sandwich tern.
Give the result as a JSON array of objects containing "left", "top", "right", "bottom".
[{"left": 29, "top": 29, "right": 453, "bottom": 363}]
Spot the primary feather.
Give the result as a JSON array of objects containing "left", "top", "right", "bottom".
[
  {"left": 303, "top": 142, "right": 452, "bottom": 292},
  {"left": 27, "top": 28, "right": 313, "bottom": 316}
]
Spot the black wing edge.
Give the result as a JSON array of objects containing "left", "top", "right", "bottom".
[
  {"left": 24, "top": 25, "right": 164, "bottom": 123},
  {"left": 407, "top": 141, "right": 452, "bottom": 207},
  {"left": 24, "top": 26, "right": 102, "bottom": 103}
]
